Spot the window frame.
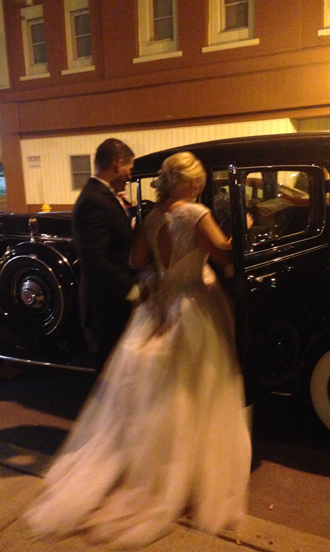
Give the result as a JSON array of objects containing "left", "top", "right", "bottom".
[
  {"left": 211, "top": 164, "right": 325, "bottom": 255},
  {"left": 20, "top": 4, "right": 49, "bottom": 80},
  {"left": 70, "top": 154, "right": 92, "bottom": 190},
  {"left": 238, "top": 165, "right": 324, "bottom": 254},
  {"left": 61, "top": 0, "right": 94, "bottom": 75},
  {"left": 203, "top": 0, "right": 259, "bottom": 53},
  {"left": 318, "top": 0, "right": 330, "bottom": 36},
  {"left": 133, "top": 0, "right": 182, "bottom": 64}
]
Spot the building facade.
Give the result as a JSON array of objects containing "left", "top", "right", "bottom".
[{"left": 1, "top": 0, "right": 330, "bottom": 212}]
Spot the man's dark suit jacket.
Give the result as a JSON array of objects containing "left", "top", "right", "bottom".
[{"left": 72, "top": 177, "right": 136, "bottom": 369}]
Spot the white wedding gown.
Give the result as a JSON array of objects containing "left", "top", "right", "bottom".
[{"left": 25, "top": 203, "right": 251, "bottom": 548}]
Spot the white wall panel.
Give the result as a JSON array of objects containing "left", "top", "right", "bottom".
[
  {"left": 20, "top": 118, "right": 297, "bottom": 206},
  {"left": 297, "top": 118, "right": 330, "bottom": 132}
]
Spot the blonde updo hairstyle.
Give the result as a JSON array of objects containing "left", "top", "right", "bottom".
[{"left": 153, "top": 152, "right": 206, "bottom": 204}]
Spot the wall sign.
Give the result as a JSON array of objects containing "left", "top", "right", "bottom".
[{"left": 27, "top": 155, "right": 41, "bottom": 168}]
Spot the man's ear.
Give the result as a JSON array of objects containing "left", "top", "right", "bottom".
[
  {"left": 112, "top": 159, "right": 119, "bottom": 173},
  {"left": 113, "top": 158, "right": 123, "bottom": 173}
]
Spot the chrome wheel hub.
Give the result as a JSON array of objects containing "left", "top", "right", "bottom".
[{"left": 20, "top": 278, "right": 45, "bottom": 309}]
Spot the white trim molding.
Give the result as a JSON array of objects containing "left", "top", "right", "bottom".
[
  {"left": 204, "top": 0, "right": 259, "bottom": 52},
  {"left": 133, "top": 50, "right": 182, "bottom": 64},
  {"left": 202, "top": 37, "right": 259, "bottom": 53},
  {"left": 318, "top": 0, "right": 330, "bottom": 35},
  {"left": 135, "top": 0, "right": 180, "bottom": 62},
  {"left": 62, "top": 0, "right": 93, "bottom": 73},
  {"left": 20, "top": 4, "right": 48, "bottom": 78},
  {"left": 19, "top": 72, "right": 50, "bottom": 81}
]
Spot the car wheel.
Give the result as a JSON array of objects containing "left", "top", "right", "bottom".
[
  {"left": 0, "top": 242, "right": 78, "bottom": 338},
  {"left": 309, "top": 351, "right": 330, "bottom": 431}
]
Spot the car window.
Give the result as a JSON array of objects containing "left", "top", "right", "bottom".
[
  {"left": 127, "top": 176, "right": 158, "bottom": 206},
  {"left": 128, "top": 176, "right": 158, "bottom": 223},
  {"left": 212, "top": 166, "right": 323, "bottom": 247},
  {"left": 244, "top": 169, "right": 311, "bottom": 245}
]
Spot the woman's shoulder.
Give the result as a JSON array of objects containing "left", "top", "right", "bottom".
[
  {"left": 187, "top": 202, "right": 210, "bottom": 214},
  {"left": 163, "top": 203, "right": 210, "bottom": 234},
  {"left": 176, "top": 202, "right": 210, "bottom": 221}
]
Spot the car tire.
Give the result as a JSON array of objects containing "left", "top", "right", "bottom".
[{"left": 0, "top": 242, "right": 78, "bottom": 338}]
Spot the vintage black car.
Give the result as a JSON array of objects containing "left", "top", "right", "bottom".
[{"left": 2, "top": 132, "right": 330, "bottom": 432}]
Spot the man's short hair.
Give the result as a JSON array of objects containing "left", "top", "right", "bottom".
[{"left": 95, "top": 138, "right": 134, "bottom": 171}]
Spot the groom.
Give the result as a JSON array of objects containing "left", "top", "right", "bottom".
[{"left": 73, "top": 138, "right": 139, "bottom": 371}]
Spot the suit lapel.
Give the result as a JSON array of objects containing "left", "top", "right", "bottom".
[{"left": 93, "top": 180, "right": 132, "bottom": 232}]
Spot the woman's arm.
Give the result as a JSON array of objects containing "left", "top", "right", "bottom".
[
  {"left": 130, "top": 226, "right": 152, "bottom": 269},
  {"left": 196, "top": 213, "right": 233, "bottom": 266}
]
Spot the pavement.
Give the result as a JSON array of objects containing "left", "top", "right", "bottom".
[{"left": 0, "top": 442, "right": 329, "bottom": 552}]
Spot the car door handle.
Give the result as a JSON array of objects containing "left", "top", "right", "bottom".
[
  {"left": 251, "top": 263, "right": 294, "bottom": 284},
  {"left": 251, "top": 272, "right": 277, "bottom": 283}
]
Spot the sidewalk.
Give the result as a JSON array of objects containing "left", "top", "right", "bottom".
[{"left": 0, "top": 442, "right": 329, "bottom": 552}]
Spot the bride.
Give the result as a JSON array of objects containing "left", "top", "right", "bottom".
[{"left": 25, "top": 151, "right": 251, "bottom": 548}]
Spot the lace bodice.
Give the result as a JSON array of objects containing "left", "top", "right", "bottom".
[{"left": 144, "top": 203, "right": 210, "bottom": 291}]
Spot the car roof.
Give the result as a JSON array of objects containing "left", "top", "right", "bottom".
[{"left": 132, "top": 132, "right": 330, "bottom": 177}]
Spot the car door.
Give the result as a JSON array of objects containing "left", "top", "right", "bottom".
[
  {"left": 127, "top": 174, "right": 157, "bottom": 226},
  {"left": 225, "top": 164, "right": 330, "bottom": 397}
]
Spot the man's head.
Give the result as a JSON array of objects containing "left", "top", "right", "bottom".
[{"left": 94, "top": 138, "right": 134, "bottom": 193}]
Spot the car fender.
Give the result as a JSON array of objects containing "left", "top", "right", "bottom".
[{"left": 0, "top": 241, "right": 79, "bottom": 337}]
